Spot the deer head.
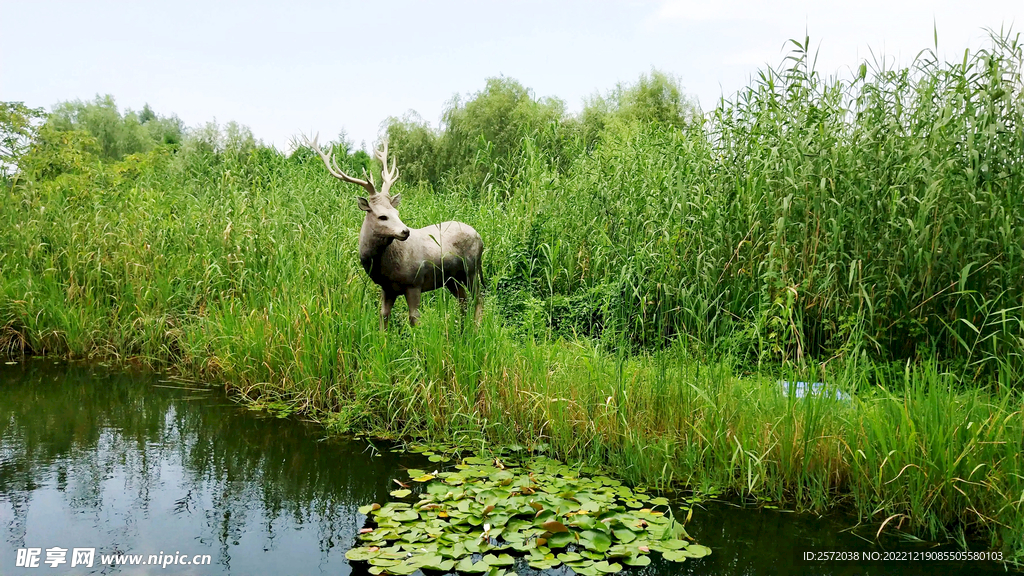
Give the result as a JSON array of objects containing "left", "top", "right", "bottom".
[{"left": 304, "top": 134, "right": 410, "bottom": 241}]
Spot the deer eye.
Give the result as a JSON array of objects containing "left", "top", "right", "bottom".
[{"left": 378, "top": 215, "right": 388, "bottom": 221}]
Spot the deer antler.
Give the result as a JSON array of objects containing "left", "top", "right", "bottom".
[
  {"left": 375, "top": 141, "right": 400, "bottom": 196},
  {"left": 303, "top": 133, "right": 377, "bottom": 196}
]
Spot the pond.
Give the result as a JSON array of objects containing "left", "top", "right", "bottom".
[{"left": 0, "top": 359, "right": 1012, "bottom": 575}]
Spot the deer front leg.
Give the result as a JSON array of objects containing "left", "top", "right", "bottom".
[
  {"left": 380, "top": 292, "right": 397, "bottom": 330},
  {"left": 405, "top": 288, "right": 422, "bottom": 327}
]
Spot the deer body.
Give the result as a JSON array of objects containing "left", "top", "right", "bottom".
[{"left": 306, "top": 135, "right": 484, "bottom": 327}]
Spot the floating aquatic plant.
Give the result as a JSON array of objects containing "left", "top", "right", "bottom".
[{"left": 347, "top": 448, "right": 711, "bottom": 575}]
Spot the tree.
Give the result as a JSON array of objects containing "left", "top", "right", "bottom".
[
  {"left": 437, "top": 77, "right": 567, "bottom": 188},
  {"left": 385, "top": 112, "right": 439, "bottom": 185},
  {"left": 611, "top": 70, "right": 698, "bottom": 129},
  {"left": 578, "top": 70, "right": 701, "bottom": 147},
  {"left": 48, "top": 95, "right": 183, "bottom": 161},
  {"left": 0, "top": 101, "right": 45, "bottom": 181}
]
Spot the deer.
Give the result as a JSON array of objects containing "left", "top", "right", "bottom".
[{"left": 304, "top": 134, "right": 484, "bottom": 329}]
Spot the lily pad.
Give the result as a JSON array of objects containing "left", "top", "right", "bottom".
[
  {"left": 391, "top": 510, "right": 419, "bottom": 522},
  {"left": 383, "top": 562, "right": 418, "bottom": 575},
  {"left": 612, "top": 528, "right": 636, "bottom": 543},
  {"left": 344, "top": 447, "right": 712, "bottom": 574},
  {"left": 546, "top": 531, "right": 575, "bottom": 548},
  {"left": 456, "top": 557, "right": 492, "bottom": 573},
  {"left": 345, "top": 547, "right": 381, "bottom": 561},
  {"left": 557, "top": 551, "right": 584, "bottom": 563},
  {"left": 661, "top": 538, "right": 688, "bottom": 550},
  {"left": 622, "top": 554, "right": 651, "bottom": 567},
  {"left": 527, "top": 557, "right": 561, "bottom": 570},
  {"left": 581, "top": 530, "right": 612, "bottom": 553},
  {"left": 681, "top": 544, "right": 712, "bottom": 558},
  {"left": 541, "top": 520, "right": 569, "bottom": 533},
  {"left": 483, "top": 553, "right": 515, "bottom": 566},
  {"left": 663, "top": 549, "right": 689, "bottom": 562},
  {"left": 593, "top": 560, "right": 624, "bottom": 573}
]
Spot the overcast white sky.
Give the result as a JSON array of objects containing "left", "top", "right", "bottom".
[{"left": 0, "top": 1, "right": 1019, "bottom": 151}]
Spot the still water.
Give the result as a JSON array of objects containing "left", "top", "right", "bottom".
[{"left": 0, "top": 359, "right": 1013, "bottom": 575}]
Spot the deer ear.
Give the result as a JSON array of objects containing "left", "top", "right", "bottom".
[
  {"left": 357, "top": 197, "right": 371, "bottom": 211},
  {"left": 389, "top": 194, "right": 402, "bottom": 208}
]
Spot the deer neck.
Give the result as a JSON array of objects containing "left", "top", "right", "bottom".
[{"left": 358, "top": 217, "right": 402, "bottom": 281}]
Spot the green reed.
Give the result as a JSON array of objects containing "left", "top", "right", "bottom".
[{"left": 2, "top": 32, "right": 1023, "bottom": 563}]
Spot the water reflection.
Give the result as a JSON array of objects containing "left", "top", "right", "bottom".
[
  {"left": 0, "top": 360, "right": 403, "bottom": 574},
  {"left": 0, "top": 360, "right": 1014, "bottom": 575}
]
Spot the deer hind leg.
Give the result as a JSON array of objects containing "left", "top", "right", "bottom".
[
  {"left": 469, "top": 267, "right": 484, "bottom": 324},
  {"left": 405, "top": 288, "right": 422, "bottom": 327},
  {"left": 473, "top": 288, "right": 483, "bottom": 324},
  {"left": 448, "top": 279, "right": 483, "bottom": 324},
  {"left": 446, "top": 279, "right": 469, "bottom": 310},
  {"left": 380, "top": 292, "right": 398, "bottom": 330}
]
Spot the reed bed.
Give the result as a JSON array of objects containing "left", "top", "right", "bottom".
[{"left": 2, "top": 33, "right": 1022, "bottom": 562}]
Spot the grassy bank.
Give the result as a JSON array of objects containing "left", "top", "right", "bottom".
[{"left": 2, "top": 35, "right": 1023, "bottom": 563}]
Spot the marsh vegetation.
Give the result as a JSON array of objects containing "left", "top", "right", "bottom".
[{"left": 2, "top": 34, "right": 1022, "bottom": 564}]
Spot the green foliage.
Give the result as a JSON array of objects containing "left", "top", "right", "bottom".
[
  {"left": 385, "top": 34, "right": 1024, "bottom": 373},
  {"left": 2, "top": 32, "right": 1024, "bottom": 565},
  {"left": 18, "top": 123, "right": 101, "bottom": 181},
  {"left": 385, "top": 112, "right": 440, "bottom": 186},
  {"left": 577, "top": 69, "right": 700, "bottom": 147},
  {"left": 387, "top": 76, "right": 575, "bottom": 194},
  {"left": 349, "top": 449, "right": 708, "bottom": 574},
  {"left": 48, "top": 94, "right": 182, "bottom": 161},
  {"left": 385, "top": 71, "right": 697, "bottom": 197},
  {"left": 610, "top": 70, "right": 697, "bottom": 129},
  {"left": 0, "top": 101, "right": 45, "bottom": 182},
  {"left": 9, "top": 34, "right": 1020, "bottom": 369},
  {"left": 440, "top": 77, "right": 566, "bottom": 184}
]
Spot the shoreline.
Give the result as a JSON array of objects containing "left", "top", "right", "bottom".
[{"left": 2, "top": 330, "right": 1020, "bottom": 567}]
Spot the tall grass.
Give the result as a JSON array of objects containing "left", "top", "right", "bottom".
[
  {"left": 1, "top": 33, "right": 1022, "bottom": 562},
  {"left": 464, "top": 34, "right": 1024, "bottom": 371}
]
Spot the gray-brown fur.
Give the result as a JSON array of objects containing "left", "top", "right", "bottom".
[{"left": 305, "top": 135, "right": 484, "bottom": 327}]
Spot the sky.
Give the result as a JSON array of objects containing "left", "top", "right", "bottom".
[{"left": 1, "top": 0, "right": 1020, "bottom": 151}]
